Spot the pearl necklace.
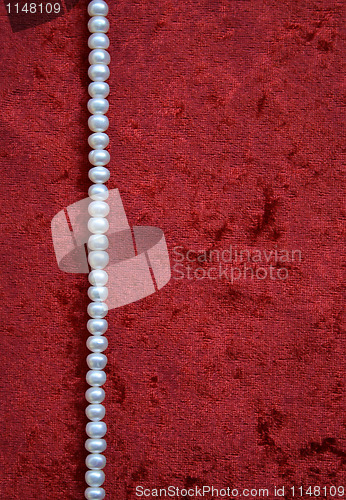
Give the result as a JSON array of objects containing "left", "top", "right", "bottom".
[{"left": 85, "top": 2, "right": 111, "bottom": 499}]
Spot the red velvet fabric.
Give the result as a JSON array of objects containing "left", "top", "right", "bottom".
[{"left": 0, "top": 0, "right": 344, "bottom": 498}]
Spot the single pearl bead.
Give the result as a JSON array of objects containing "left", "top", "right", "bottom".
[
  {"left": 89, "top": 150, "right": 110, "bottom": 166},
  {"left": 87, "top": 353, "right": 107, "bottom": 370},
  {"left": 88, "top": 286, "right": 108, "bottom": 301},
  {"left": 87, "top": 336, "right": 108, "bottom": 352},
  {"left": 85, "top": 487, "right": 105, "bottom": 500},
  {"left": 86, "top": 370, "right": 107, "bottom": 386},
  {"left": 88, "top": 115, "right": 109, "bottom": 133},
  {"left": 88, "top": 201, "right": 110, "bottom": 217},
  {"left": 88, "top": 0, "right": 109, "bottom": 17},
  {"left": 88, "top": 133, "right": 109, "bottom": 150},
  {"left": 85, "top": 453, "right": 106, "bottom": 469},
  {"left": 89, "top": 49, "right": 110, "bottom": 65},
  {"left": 85, "top": 404, "right": 106, "bottom": 422},
  {"left": 85, "top": 387, "right": 105, "bottom": 404},
  {"left": 88, "top": 249, "right": 109, "bottom": 270},
  {"left": 88, "top": 82, "right": 109, "bottom": 98},
  {"left": 88, "top": 234, "right": 109, "bottom": 251},
  {"left": 89, "top": 166, "right": 110, "bottom": 184},
  {"left": 87, "top": 318, "right": 108, "bottom": 334},
  {"left": 89, "top": 184, "right": 109, "bottom": 201},
  {"left": 88, "top": 98, "right": 109, "bottom": 115},
  {"left": 87, "top": 302, "right": 108, "bottom": 319},
  {"left": 86, "top": 421, "right": 107, "bottom": 439},
  {"left": 88, "top": 218, "right": 109, "bottom": 234},
  {"left": 88, "top": 16, "right": 109, "bottom": 34},
  {"left": 86, "top": 470, "right": 105, "bottom": 487},
  {"left": 88, "top": 271, "right": 109, "bottom": 288},
  {"left": 88, "top": 249, "right": 109, "bottom": 269},
  {"left": 85, "top": 438, "right": 107, "bottom": 453},
  {"left": 88, "top": 33, "right": 109, "bottom": 49},
  {"left": 88, "top": 64, "right": 110, "bottom": 83}
]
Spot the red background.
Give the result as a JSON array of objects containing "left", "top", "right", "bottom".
[{"left": 0, "top": 0, "right": 345, "bottom": 498}]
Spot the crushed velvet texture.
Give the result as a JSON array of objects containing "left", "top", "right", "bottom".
[{"left": 0, "top": 0, "right": 344, "bottom": 498}]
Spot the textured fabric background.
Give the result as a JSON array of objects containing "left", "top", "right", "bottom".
[{"left": 0, "top": 0, "right": 345, "bottom": 498}]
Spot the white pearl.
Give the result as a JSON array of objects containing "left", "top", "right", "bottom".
[
  {"left": 88, "top": 82, "right": 109, "bottom": 98},
  {"left": 88, "top": 64, "right": 110, "bottom": 82},
  {"left": 88, "top": 249, "right": 109, "bottom": 269},
  {"left": 88, "top": 133, "right": 109, "bottom": 150},
  {"left": 87, "top": 302, "right": 108, "bottom": 319},
  {"left": 89, "top": 166, "right": 110, "bottom": 183},
  {"left": 88, "top": 234, "right": 109, "bottom": 251},
  {"left": 87, "top": 336, "right": 108, "bottom": 352},
  {"left": 85, "top": 404, "right": 106, "bottom": 422},
  {"left": 88, "top": 286, "right": 108, "bottom": 303},
  {"left": 85, "top": 453, "right": 106, "bottom": 469},
  {"left": 88, "top": 16, "right": 109, "bottom": 34},
  {"left": 88, "top": 98, "right": 109, "bottom": 115},
  {"left": 88, "top": 33, "right": 109, "bottom": 49},
  {"left": 85, "top": 438, "right": 107, "bottom": 453},
  {"left": 86, "top": 370, "right": 107, "bottom": 386},
  {"left": 88, "top": 0, "right": 109, "bottom": 17},
  {"left": 89, "top": 184, "right": 109, "bottom": 201},
  {"left": 85, "top": 387, "right": 105, "bottom": 404},
  {"left": 89, "top": 150, "right": 110, "bottom": 166},
  {"left": 88, "top": 286, "right": 108, "bottom": 301},
  {"left": 85, "top": 487, "right": 105, "bottom": 500},
  {"left": 86, "top": 470, "right": 105, "bottom": 487},
  {"left": 88, "top": 115, "right": 109, "bottom": 133},
  {"left": 86, "top": 421, "right": 107, "bottom": 438},
  {"left": 88, "top": 271, "right": 109, "bottom": 288},
  {"left": 88, "top": 201, "right": 110, "bottom": 217},
  {"left": 89, "top": 49, "right": 110, "bottom": 65},
  {"left": 87, "top": 353, "right": 107, "bottom": 369},
  {"left": 87, "top": 318, "right": 108, "bottom": 334},
  {"left": 88, "top": 218, "right": 109, "bottom": 234},
  {"left": 88, "top": 250, "right": 109, "bottom": 270}
]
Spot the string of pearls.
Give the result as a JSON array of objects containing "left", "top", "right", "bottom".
[{"left": 85, "top": 2, "right": 110, "bottom": 499}]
